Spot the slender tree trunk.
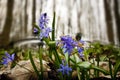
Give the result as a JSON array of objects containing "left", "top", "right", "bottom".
[
  {"left": 114, "top": 0, "right": 120, "bottom": 44},
  {"left": 0, "top": 0, "right": 14, "bottom": 47},
  {"left": 77, "top": 0, "right": 82, "bottom": 32},
  {"left": 32, "top": 0, "right": 36, "bottom": 33},
  {"left": 104, "top": 0, "right": 114, "bottom": 43},
  {"left": 40, "top": 0, "right": 43, "bottom": 13},
  {"left": 24, "top": 0, "right": 28, "bottom": 36},
  {"left": 67, "top": 0, "right": 72, "bottom": 34},
  {"left": 53, "top": 0, "right": 56, "bottom": 12}
]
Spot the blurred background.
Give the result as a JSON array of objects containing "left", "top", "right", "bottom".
[{"left": 0, "top": 0, "right": 120, "bottom": 48}]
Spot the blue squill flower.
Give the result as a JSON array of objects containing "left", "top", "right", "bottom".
[
  {"left": 40, "top": 27, "right": 52, "bottom": 40},
  {"left": 77, "top": 44, "right": 84, "bottom": 58},
  {"left": 77, "top": 40, "right": 84, "bottom": 57},
  {"left": 2, "top": 52, "right": 15, "bottom": 66},
  {"left": 58, "top": 60, "right": 72, "bottom": 75},
  {"left": 79, "top": 53, "right": 84, "bottom": 58},
  {"left": 77, "top": 47, "right": 84, "bottom": 53},
  {"left": 39, "top": 13, "right": 49, "bottom": 29},
  {"left": 60, "top": 35, "right": 77, "bottom": 55},
  {"left": 33, "top": 28, "right": 39, "bottom": 34},
  {"left": 79, "top": 40, "right": 85, "bottom": 45}
]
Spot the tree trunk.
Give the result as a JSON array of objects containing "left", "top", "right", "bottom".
[
  {"left": 0, "top": 0, "right": 14, "bottom": 47},
  {"left": 114, "top": 0, "right": 120, "bottom": 44},
  {"left": 104, "top": 0, "right": 114, "bottom": 43},
  {"left": 24, "top": 0, "right": 28, "bottom": 36},
  {"left": 32, "top": 0, "right": 36, "bottom": 33}
]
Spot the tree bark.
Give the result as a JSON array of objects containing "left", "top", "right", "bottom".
[
  {"left": 0, "top": 0, "right": 14, "bottom": 47},
  {"left": 104, "top": 0, "right": 114, "bottom": 43},
  {"left": 67, "top": 0, "right": 72, "bottom": 34},
  {"left": 24, "top": 0, "right": 28, "bottom": 36},
  {"left": 114, "top": 0, "right": 120, "bottom": 44},
  {"left": 32, "top": 0, "right": 36, "bottom": 33},
  {"left": 77, "top": 0, "right": 82, "bottom": 32}
]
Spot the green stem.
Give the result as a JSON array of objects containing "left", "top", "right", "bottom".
[
  {"left": 29, "top": 51, "right": 40, "bottom": 79},
  {"left": 39, "top": 46, "right": 43, "bottom": 80},
  {"left": 93, "top": 58, "right": 96, "bottom": 77},
  {"left": 48, "top": 41, "right": 61, "bottom": 66},
  {"left": 52, "top": 12, "right": 56, "bottom": 41},
  {"left": 59, "top": 73, "right": 64, "bottom": 80},
  {"left": 81, "top": 69, "right": 85, "bottom": 80},
  {"left": 54, "top": 49, "right": 61, "bottom": 66},
  {"left": 109, "top": 58, "right": 114, "bottom": 80},
  {"left": 77, "top": 68, "right": 81, "bottom": 80},
  {"left": 85, "top": 69, "right": 89, "bottom": 80},
  {"left": 96, "top": 54, "right": 100, "bottom": 77}
]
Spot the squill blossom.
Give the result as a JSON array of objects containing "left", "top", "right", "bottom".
[{"left": 2, "top": 52, "right": 15, "bottom": 66}]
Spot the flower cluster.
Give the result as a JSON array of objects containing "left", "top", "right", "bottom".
[
  {"left": 59, "top": 35, "right": 84, "bottom": 57},
  {"left": 2, "top": 52, "right": 15, "bottom": 66},
  {"left": 34, "top": 13, "right": 52, "bottom": 40},
  {"left": 34, "top": 13, "right": 84, "bottom": 57},
  {"left": 60, "top": 35, "right": 77, "bottom": 55},
  {"left": 77, "top": 47, "right": 84, "bottom": 57},
  {"left": 39, "top": 13, "right": 49, "bottom": 29},
  {"left": 77, "top": 40, "right": 84, "bottom": 57},
  {"left": 32, "top": 13, "right": 85, "bottom": 78},
  {"left": 40, "top": 27, "right": 52, "bottom": 40},
  {"left": 58, "top": 60, "right": 72, "bottom": 75}
]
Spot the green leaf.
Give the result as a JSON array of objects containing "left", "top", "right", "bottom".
[
  {"left": 29, "top": 51, "right": 40, "bottom": 78},
  {"left": 91, "top": 65, "right": 110, "bottom": 75},
  {"left": 113, "top": 60, "right": 120, "bottom": 78},
  {"left": 65, "top": 52, "right": 69, "bottom": 64},
  {"left": 48, "top": 41, "right": 56, "bottom": 48},
  {"left": 34, "top": 23, "right": 40, "bottom": 31},
  {"left": 77, "top": 61, "right": 91, "bottom": 69},
  {"left": 43, "top": 38, "right": 50, "bottom": 45},
  {"left": 39, "top": 47, "right": 43, "bottom": 80},
  {"left": 70, "top": 54, "right": 82, "bottom": 63}
]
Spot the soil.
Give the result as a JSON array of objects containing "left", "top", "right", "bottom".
[
  {"left": 1, "top": 72, "right": 120, "bottom": 80},
  {"left": 90, "top": 77, "right": 120, "bottom": 80},
  {"left": 0, "top": 74, "right": 12, "bottom": 80},
  {"left": 0, "top": 62, "right": 120, "bottom": 80}
]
